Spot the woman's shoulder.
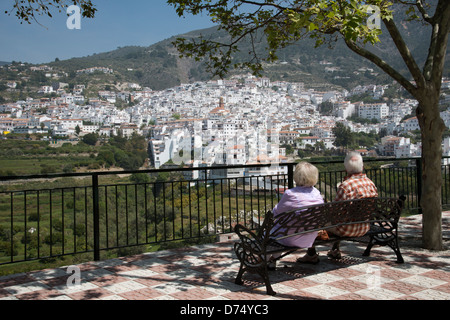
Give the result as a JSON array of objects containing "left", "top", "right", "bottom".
[
  {"left": 312, "top": 187, "right": 325, "bottom": 200},
  {"left": 291, "top": 186, "right": 323, "bottom": 198}
]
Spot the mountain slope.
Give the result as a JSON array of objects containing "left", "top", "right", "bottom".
[{"left": 48, "top": 14, "right": 449, "bottom": 92}]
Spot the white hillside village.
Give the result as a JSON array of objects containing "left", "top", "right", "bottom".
[{"left": 2, "top": 64, "right": 450, "bottom": 176}]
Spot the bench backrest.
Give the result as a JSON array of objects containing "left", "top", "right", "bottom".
[
  {"left": 233, "top": 196, "right": 405, "bottom": 265},
  {"left": 269, "top": 196, "right": 405, "bottom": 241}
]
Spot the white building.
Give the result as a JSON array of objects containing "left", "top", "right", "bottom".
[
  {"left": 226, "top": 144, "right": 246, "bottom": 165},
  {"left": 443, "top": 137, "right": 450, "bottom": 165},
  {"left": 400, "top": 116, "right": 420, "bottom": 132},
  {"left": 279, "top": 130, "right": 300, "bottom": 144},
  {"left": 440, "top": 110, "right": 450, "bottom": 128},
  {"left": 335, "top": 102, "right": 356, "bottom": 119},
  {"left": 394, "top": 141, "right": 421, "bottom": 158},
  {"left": 357, "top": 103, "right": 389, "bottom": 120},
  {"left": 80, "top": 124, "right": 99, "bottom": 134},
  {"left": 380, "top": 136, "right": 415, "bottom": 156},
  {"left": 149, "top": 139, "right": 172, "bottom": 169},
  {"left": 38, "top": 86, "right": 54, "bottom": 94},
  {"left": 296, "top": 136, "right": 320, "bottom": 149},
  {"left": 58, "top": 119, "right": 83, "bottom": 130}
]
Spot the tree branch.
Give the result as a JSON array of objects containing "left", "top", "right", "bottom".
[
  {"left": 382, "top": 17, "right": 425, "bottom": 88},
  {"left": 344, "top": 39, "right": 418, "bottom": 96},
  {"left": 394, "top": 0, "right": 433, "bottom": 23},
  {"left": 415, "top": 0, "right": 433, "bottom": 23},
  {"left": 430, "top": 0, "right": 450, "bottom": 88},
  {"left": 421, "top": 0, "right": 450, "bottom": 86},
  {"left": 6, "top": 0, "right": 96, "bottom": 24}
]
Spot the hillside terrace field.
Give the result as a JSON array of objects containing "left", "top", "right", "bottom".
[{"left": 0, "top": 134, "right": 148, "bottom": 176}]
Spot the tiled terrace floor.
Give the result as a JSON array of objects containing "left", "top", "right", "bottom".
[{"left": 0, "top": 213, "right": 449, "bottom": 301}]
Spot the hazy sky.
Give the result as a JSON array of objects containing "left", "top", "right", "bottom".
[{"left": 0, "top": 0, "right": 214, "bottom": 64}]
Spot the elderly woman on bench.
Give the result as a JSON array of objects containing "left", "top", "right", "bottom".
[{"left": 270, "top": 161, "right": 324, "bottom": 267}]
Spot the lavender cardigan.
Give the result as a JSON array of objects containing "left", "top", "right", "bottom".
[{"left": 271, "top": 186, "right": 324, "bottom": 248}]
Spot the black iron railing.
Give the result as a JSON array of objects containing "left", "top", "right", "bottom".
[{"left": 0, "top": 157, "right": 449, "bottom": 266}]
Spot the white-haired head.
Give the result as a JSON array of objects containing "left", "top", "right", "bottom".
[
  {"left": 344, "top": 151, "right": 364, "bottom": 174},
  {"left": 294, "top": 161, "right": 319, "bottom": 187}
]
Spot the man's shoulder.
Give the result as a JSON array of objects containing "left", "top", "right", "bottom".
[{"left": 341, "top": 173, "right": 375, "bottom": 187}]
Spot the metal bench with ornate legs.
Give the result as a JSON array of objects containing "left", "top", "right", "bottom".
[{"left": 233, "top": 196, "right": 406, "bottom": 296}]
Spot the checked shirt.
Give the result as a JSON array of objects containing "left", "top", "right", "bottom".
[{"left": 333, "top": 173, "right": 378, "bottom": 237}]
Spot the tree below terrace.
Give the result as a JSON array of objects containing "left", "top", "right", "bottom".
[{"left": 167, "top": 0, "right": 449, "bottom": 251}]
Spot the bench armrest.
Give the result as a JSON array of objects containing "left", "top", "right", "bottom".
[{"left": 234, "top": 223, "right": 267, "bottom": 268}]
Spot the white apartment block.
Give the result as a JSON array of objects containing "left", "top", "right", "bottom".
[
  {"left": 149, "top": 139, "right": 173, "bottom": 169},
  {"left": 296, "top": 136, "right": 320, "bottom": 149},
  {"left": 226, "top": 144, "right": 246, "bottom": 165},
  {"left": 279, "top": 130, "right": 300, "bottom": 144},
  {"left": 335, "top": 102, "right": 356, "bottom": 119},
  {"left": 295, "top": 127, "right": 312, "bottom": 135},
  {"left": 1, "top": 118, "right": 28, "bottom": 131},
  {"left": 311, "top": 125, "right": 334, "bottom": 139},
  {"left": 27, "top": 115, "right": 52, "bottom": 127},
  {"left": 400, "top": 116, "right": 420, "bottom": 132},
  {"left": 39, "top": 86, "right": 54, "bottom": 94},
  {"left": 357, "top": 103, "right": 389, "bottom": 120},
  {"left": 57, "top": 119, "right": 83, "bottom": 130},
  {"left": 81, "top": 125, "right": 99, "bottom": 134},
  {"left": 394, "top": 142, "right": 421, "bottom": 158},
  {"left": 380, "top": 136, "right": 414, "bottom": 156}
]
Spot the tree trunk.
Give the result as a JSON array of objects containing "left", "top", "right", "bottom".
[{"left": 416, "top": 85, "right": 445, "bottom": 250}]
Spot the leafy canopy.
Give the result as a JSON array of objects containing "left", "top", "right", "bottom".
[
  {"left": 168, "top": 0, "right": 394, "bottom": 78},
  {"left": 5, "top": 0, "right": 96, "bottom": 24}
]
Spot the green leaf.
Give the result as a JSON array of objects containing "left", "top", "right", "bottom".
[{"left": 308, "top": 22, "right": 318, "bottom": 31}]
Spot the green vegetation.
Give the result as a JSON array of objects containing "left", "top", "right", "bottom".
[
  {"left": 0, "top": 171, "right": 277, "bottom": 276},
  {"left": 0, "top": 133, "right": 148, "bottom": 176}
]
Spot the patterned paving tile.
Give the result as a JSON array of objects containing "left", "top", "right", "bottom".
[
  {"left": 0, "top": 274, "right": 36, "bottom": 288},
  {"left": 327, "top": 278, "right": 369, "bottom": 292},
  {"left": 16, "top": 289, "right": 65, "bottom": 300},
  {"left": 103, "top": 280, "right": 148, "bottom": 294},
  {"left": 0, "top": 212, "right": 448, "bottom": 301},
  {"left": 151, "top": 280, "right": 196, "bottom": 295},
  {"left": 66, "top": 287, "right": 115, "bottom": 300},
  {"left": 381, "top": 280, "right": 425, "bottom": 295},
  {"left": 400, "top": 274, "right": 447, "bottom": 289},
  {"left": 52, "top": 281, "right": 99, "bottom": 295},
  {"left": 170, "top": 287, "right": 219, "bottom": 300},
  {"left": 29, "top": 268, "right": 68, "bottom": 280},
  {"left": 355, "top": 287, "right": 405, "bottom": 300},
  {"left": 118, "top": 287, "right": 165, "bottom": 300},
  {"left": 4, "top": 281, "right": 50, "bottom": 296},
  {"left": 301, "top": 283, "right": 351, "bottom": 299},
  {"left": 90, "top": 274, "right": 130, "bottom": 287},
  {"left": 410, "top": 288, "right": 450, "bottom": 300}
]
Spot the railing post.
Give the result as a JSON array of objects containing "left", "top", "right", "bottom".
[
  {"left": 416, "top": 158, "right": 423, "bottom": 214},
  {"left": 288, "top": 163, "right": 294, "bottom": 189},
  {"left": 92, "top": 173, "right": 100, "bottom": 261}
]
